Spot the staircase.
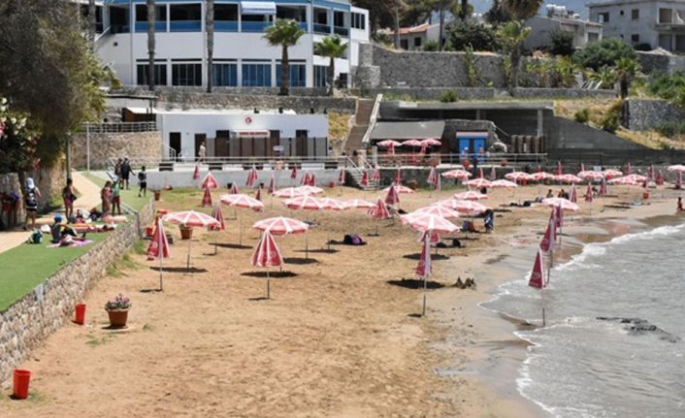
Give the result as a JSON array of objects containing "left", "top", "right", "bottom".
[
  {"left": 343, "top": 157, "right": 381, "bottom": 191},
  {"left": 345, "top": 99, "right": 375, "bottom": 152}
]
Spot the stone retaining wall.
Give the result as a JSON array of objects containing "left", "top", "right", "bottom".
[
  {"left": 360, "top": 87, "right": 615, "bottom": 101},
  {"left": 0, "top": 166, "right": 66, "bottom": 227},
  {"left": 624, "top": 99, "right": 685, "bottom": 131},
  {"left": 71, "top": 131, "right": 162, "bottom": 170},
  {"left": 0, "top": 199, "right": 154, "bottom": 387}
]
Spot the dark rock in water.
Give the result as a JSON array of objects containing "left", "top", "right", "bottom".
[{"left": 597, "top": 317, "right": 681, "bottom": 343}]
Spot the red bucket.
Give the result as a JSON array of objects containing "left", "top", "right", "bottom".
[
  {"left": 13, "top": 369, "right": 31, "bottom": 400},
  {"left": 145, "top": 226, "right": 154, "bottom": 237},
  {"left": 74, "top": 303, "right": 86, "bottom": 325}
]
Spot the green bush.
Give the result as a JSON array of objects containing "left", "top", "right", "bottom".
[
  {"left": 656, "top": 121, "right": 685, "bottom": 137},
  {"left": 423, "top": 40, "right": 439, "bottom": 52},
  {"left": 649, "top": 71, "right": 685, "bottom": 102},
  {"left": 550, "top": 29, "right": 575, "bottom": 56},
  {"left": 572, "top": 38, "right": 637, "bottom": 71},
  {"left": 574, "top": 108, "right": 590, "bottom": 123},
  {"left": 600, "top": 112, "right": 620, "bottom": 133},
  {"left": 439, "top": 90, "right": 458, "bottom": 103},
  {"left": 448, "top": 21, "right": 500, "bottom": 52}
]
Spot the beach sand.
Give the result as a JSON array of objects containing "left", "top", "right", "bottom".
[{"left": 2, "top": 184, "right": 680, "bottom": 417}]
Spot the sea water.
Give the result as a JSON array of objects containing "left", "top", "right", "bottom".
[{"left": 484, "top": 222, "right": 685, "bottom": 418}]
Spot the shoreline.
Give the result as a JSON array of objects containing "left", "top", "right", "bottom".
[{"left": 430, "top": 195, "right": 682, "bottom": 417}]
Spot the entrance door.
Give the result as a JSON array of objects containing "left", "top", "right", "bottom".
[
  {"left": 169, "top": 132, "right": 181, "bottom": 161},
  {"left": 215, "top": 130, "right": 230, "bottom": 157},
  {"left": 268, "top": 130, "right": 280, "bottom": 157},
  {"left": 295, "top": 130, "right": 308, "bottom": 157},
  {"left": 195, "top": 134, "right": 207, "bottom": 161}
]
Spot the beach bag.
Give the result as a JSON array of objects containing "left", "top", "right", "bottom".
[
  {"left": 30, "top": 230, "right": 43, "bottom": 244},
  {"left": 343, "top": 233, "right": 364, "bottom": 246}
]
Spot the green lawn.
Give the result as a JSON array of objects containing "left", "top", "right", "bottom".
[
  {"left": 0, "top": 233, "right": 109, "bottom": 312},
  {"left": 82, "top": 172, "right": 150, "bottom": 213}
]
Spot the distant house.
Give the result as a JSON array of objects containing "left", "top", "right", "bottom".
[
  {"left": 386, "top": 23, "right": 441, "bottom": 51},
  {"left": 588, "top": 0, "right": 685, "bottom": 52},
  {"left": 524, "top": 5, "right": 603, "bottom": 50}
]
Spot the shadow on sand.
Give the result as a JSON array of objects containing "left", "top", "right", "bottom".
[
  {"left": 283, "top": 257, "right": 319, "bottom": 265},
  {"left": 402, "top": 253, "right": 450, "bottom": 261},
  {"left": 209, "top": 242, "right": 253, "bottom": 250},
  {"left": 148, "top": 266, "right": 208, "bottom": 274},
  {"left": 241, "top": 271, "right": 298, "bottom": 278},
  {"left": 387, "top": 278, "right": 446, "bottom": 289}
]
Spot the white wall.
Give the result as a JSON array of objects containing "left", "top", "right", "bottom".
[{"left": 589, "top": 2, "right": 658, "bottom": 47}]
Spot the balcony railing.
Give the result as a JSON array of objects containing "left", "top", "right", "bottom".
[
  {"left": 241, "top": 21, "right": 272, "bottom": 32},
  {"left": 170, "top": 20, "right": 202, "bottom": 32},
  {"left": 215, "top": 20, "right": 239, "bottom": 31},
  {"left": 313, "top": 23, "right": 330, "bottom": 34},
  {"left": 82, "top": 122, "right": 157, "bottom": 134},
  {"left": 134, "top": 21, "right": 167, "bottom": 32},
  {"left": 111, "top": 24, "right": 130, "bottom": 34},
  {"left": 333, "top": 26, "right": 349, "bottom": 37}
]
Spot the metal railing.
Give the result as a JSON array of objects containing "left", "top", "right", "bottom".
[{"left": 82, "top": 122, "right": 157, "bottom": 134}]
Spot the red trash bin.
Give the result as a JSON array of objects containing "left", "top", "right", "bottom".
[
  {"left": 13, "top": 369, "right": 31, "bottom": 400},
  {"left": 74, "top": 303, "right": 86, "bottom": 325}
]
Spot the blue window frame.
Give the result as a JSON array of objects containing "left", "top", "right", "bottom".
[
  {"left": 276, "top": 63, "right": 306, "bottom": 87},
  {"left": 213, "top": 63, "right": 238, "bottom": 87},
  {"left": 314, "top": 65, "right": 328, "bottom": 88},
  {"left": 242, "top": 62, "right": 271, "bottom": 87}
]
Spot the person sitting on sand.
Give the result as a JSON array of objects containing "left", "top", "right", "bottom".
[{"left": 546, "top": 189, "right": 554, "bottom": 198}]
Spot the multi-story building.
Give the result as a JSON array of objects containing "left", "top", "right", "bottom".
[
  {"left": 588, "top": 0, "right": 685, "bottom": 52},
  {"left": 92, "top": 0, "right": 370, "bottom": 89},
  {"left": 525, "top": 5, "right": 603, "bottom": 50}
]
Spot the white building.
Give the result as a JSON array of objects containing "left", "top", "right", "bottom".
[
  {"left": 386, "top": 23, "right": 441, "bottom": 51},
  {"left": 92, "top": 0, "right": 370, "bottom": 88},
  {"left": 525, "top": 5, "right": 603, "bottom": 50},
  {"left": 588, "top": 0, "right": 685, "bottom": 51}
]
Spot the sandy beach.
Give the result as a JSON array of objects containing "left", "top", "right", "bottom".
[{"left": 2, "top": 182, "right": 680, "bottom": 418}]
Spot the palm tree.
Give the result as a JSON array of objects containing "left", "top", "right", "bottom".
[
  {"left": 615, "top": 57, "right": 641, "bottom": 98},
  {"left": 263, "top": 19, "right": 305, "bottom": 96},
  {"left": 88, "top": 0, "right": 96, "bottom": 51},
  {"left": 206, "top": 0, "right": 214, "bottom": 93},
  {"left": 587, "top": 65, "right": 618, "bottom": 90},
  {"left": 314, "top": 35, "right": 348, "bottom": 96},
  {"left": 502, "top": 0, "right": 544, "bottom": 20},
  {"left": 497, "top": 20, "right": 531, "bottom": 89},
  {"left": 147, "top": 0, "right": 156, "bottom": 91}
]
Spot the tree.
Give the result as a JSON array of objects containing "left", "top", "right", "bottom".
[
  {"left": 615, "top": 57, "right": 641, "bottom": 98},
  {"left": 314, "top": 36, "right": 348, "bottom": 96},
  {"left": 206, "top": 0, "right": 214, "bottom": 93},
  {"left": 88, "top": 0, "right": 96, "bottom": 51},
  {"left": 147, "top": 0, "right": 156, "bottom": 92},
  {"left": 264, "top": 19, "right": 305, "bottom": 96},
  {"left": 497, "top": 20, "right": 531, "bottom": 89},
  {"left": 484, "top": 0, "right": 512, "bottom": 26},
  {"left": 352, "top": 0, "right": 405, "bottom": 34},
  {"left": 502, "top": 0, "right": 543, "bottom": 20},
  {"left": 587, "top": 66, "right": 618, "bottom": 90},
  {"left": 572, "top": 38, "right": 637, "bottom": 71},
  {"left": 448, "top": 21, "right": 500, "bottom": 51},
  {"left": 549, "top": 29, "right": 574, "bottom": 56}
]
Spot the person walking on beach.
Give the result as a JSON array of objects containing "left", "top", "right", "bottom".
[
  {"left": 138, "top": 166, "right": 148, "bottom": 197},
  {"left": 23, "top": 177, "right": 41, "bottom": 230},
  {"left": 112, "top": 180, "right": 122, "bottom": 215},
  {"left": 120, "top": 158, "right": 133, "bottom": 190},
  {"left": 198, "top": 141, "right": 207, "bottom": 163},
  {"left": 62, "top": 178, "right": 76, "bottom": 221},
  {"left": 114, "top": 158, "right": 123, "bottom": 185},
  {"left": 484, "top": 209, "right": 494, "bottom": 233}
]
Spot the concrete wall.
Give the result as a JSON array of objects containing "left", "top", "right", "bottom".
[
  {"left": 0, "top": 199, "right": 154, "bottom": 387},
  {"left": 72, "top": 131, "right": 162, "bottom": 170},
  {"left": 550, "top": 116, "right": 647, "bottom": 151},
  {"left": 637, "top": 51, "right": 685, "bottom": 74},
  {"left": 147, "top": 168, "right": 339, "bottom": 190},
  {"left": 624, "top": 98, "right": 685, "bottom": 131}
]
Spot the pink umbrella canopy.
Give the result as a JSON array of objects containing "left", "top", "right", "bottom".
[
  {"left": 555, "top": 174, "right": 582, "bottom": 184},
  {"left": 300, "top": 172, "right": 311, "bottom": 186},
  {"left": 602, "top": 169, "right": 623, "bottom": 178},
  {"left": 442, "top": 169, "right": 472, "bottom": 180},
  {"left": 438, "top": 198, "right": 489, "bottom": 214},
  {"left": 384, "top": 185, "right": 400, "bottom": 206},
  {"left": 530, "top": 172, "right": 556, "bottom": 182},
  {"left": 192, "top": 165, "right": 200, "bottom": 180},
  {"left": 667, "top": 164, "right": 685, "bottom": 172},
  {"left": 378, "top": 140, "right": 402, "bottom": 155},
  {"left": 505, "top": 171, "right": 532, "bottom": 183},
  {"left": 251, "top": 231, "right": 283, "bottom": 268},
  {"left": 383, "top": 184, "right": 414, "bottom": 194},
  {"left": 541, "top": 197, "right": 580, "bottom": 211},
  {"left": 294, "top": 185, "right": 325, "bottom": 195},
  {"left": 453, "top": 190, "right": 488, "bottom": 200},
  {"left": 201, "top": 187, "right": 213, "bottom": 207},
  {"left": 343, "top": 198, "right": 375, "bottom": 209},
  {"left": 283, "top": 195, "right": 324, "bottom": 211},
  {"left": 464, "top": 178, "right": 492, "bottom": 188},
  {"left": 201, "top": 173, "right": 219, "bottom": 189},
  {"left": 319, "top": 197, "right": 347, "bottom": 211},
  {"left": 246, "top": 165, "right": 259, "bottom": 187},
  {"left": 411, "top": 205, "right": 460, "bottom": 219},
  {"left": 403, "top": 139, "right": 423, "bottom": 147},
  {"left": 229, "top": 182, "right": 240, "bottom": 195},
  {"left": 578, "top": 170, "right": 605, "bottom": 181},
  {"left": 528, "top": 250, "right": 546, "bottom": 289},
  {"left": 307, "top": 173, "right": 317, "bottom": 186},
  {"left": 163, "top": 210, "right": 221, "bottom": 228},
  {"left": 209, "top": 205, "right": 226, "bottom": 231},
  {"left": 491, "top": 179, "right": 518, "bottom": 188},
  {"left": 367, "top": 198, "right": 391, "bottom": 219},
  {"left": 401, "top": 212, "right": 459, "bottom": 234},
  {"left": 610, "top": 175, "right": 645, "bottom": 185},
  {"left": 253, "top": 217, "right": 309, "bottom": 236},
  {"left": 272, "top": 187, "right": 308, "bottom": 198},
  {"left": 220, "top": 194, "right": 265, "bottom": 212},
  {"left": 421, "top": 138, "right": 442, "bottom": 147}
]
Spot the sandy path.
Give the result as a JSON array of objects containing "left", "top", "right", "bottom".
[{"left": 2, "top": 184, "right": 679, "bottom": 417}]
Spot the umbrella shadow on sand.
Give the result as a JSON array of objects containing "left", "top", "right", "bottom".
[
  {"left": 387, "top": 279, "right": 446, "bottom": 289},
  {"left": 283, "top": 257, "right": 319, "bottom": 265},
  {"left": 209, "top": 242, "right": 253, "bottom": 250},
  {"left": 294, "top": 248, "right": 340, "bottom": 254},
  {"left": 241, "top": 271, "right": 298, "bottom": 279},
  {"left": 403, "top": 253, "right": 450, "bottom": 261},
  {"left": 148, "top": 266, "right": 208, "bottom": 274}
]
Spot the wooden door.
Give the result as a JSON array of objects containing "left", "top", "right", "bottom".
[
  {"left": 215, "top": 130, "right": 230, "bottom": 157},
  {"left": 268, "top": 130, "right": 280, "bottom": 157},
  {"left": 169, "top": 132, "right": 181, "bottom": 161},
  {"left": 295, "top": 130, "right": 308, "bottom": 157}
]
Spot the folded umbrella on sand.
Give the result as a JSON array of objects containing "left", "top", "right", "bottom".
[{"left": 251, "top": 231, "right": 284, "bottom": 300}]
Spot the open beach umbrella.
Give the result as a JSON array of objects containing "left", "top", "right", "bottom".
[
  {"left": 411, "top": 205, "right": 460, "bottom": 220},
  {"left": 220, "top": 194, "right": 265, "bottom": 245},
  {"left": 401, "top": 212, "right": 459, "bottom": 234},
  {"left": 384, "top": 185, "right": 400, "bottom": 206},
  {"left": 403, "top": 139, "right": 423, "bottom": 148},
  {"left": 442, "top": 169, "right": 472, "bottom": 180},
  {"left": 283, "top": 195, "right": 324, "bottom": 211},
  {"left": 578, "top": 170, "right": 604, "bottom": 182},
  {"left": 319, "top": 197, "right": 348, "bottom": 250},
  {"left": 193, "top": 165, "right": 200, "bottom": 180},
  {"left": 253, "top": 216, "right": 309, "bottom": 236},
  {"left": 378, "top": 140, "right": 402, "bottom": 155},
  {"left": 464, "top": 178, "right": 492, "bottom": 189},
  {"left": 201, "top": 172, "right": 219, "bottom": 189},
  {"left": 383, "top": 184, "right": 414, "bottom": 194},
  {"left": 667, "top": 164, "right": 685, "bottom": 172},
  {"left": 147, "top": 218, "right": 170, "bottom": 291},
  {"left": 421, "top": 138, "right": 441, "bottom": 147},
  {"left": 246, "top": 165, "right": 259, "bottom": 188},
  {"left": 602, "top": 169, "right": 623, "bottom": 179},
  {"left": 609, "top": 175, "right": 641, "bottom": 185},
  {"left": 530, "top": 172, "right": 555, "bottom": 182},
  {"left": 491, "top": 179, "right": 518, "bottom": 188},
  {"left": 294, "top": 185, "right": 325, "bottom": 196},
  {"left": 251, "top": 231, "right": 284, "bottom": 300},
  {"left": 272, "top": 187, "right": 307, "bottom": 199},
  {"left": 505, "top": 171, "right": 531, "bottom": 183},
  {"left": 555, "top": 174, "right": 582, "bottom": 184},
  {"left": 541, "top": 197, "right": 580, "bottom": 212},
  {"left": 368, "top": 197, "right": 391, "bottom": 236},
  {"left": 163, "top": 210, "right": 220, "bottom": 269},
  {"left": 344, "top": 198, "right": 374, "bottom": 210},
  {"left": 453, "top": 190, "right": 488, "bottom": 200},
  {"left": 201, "top": 187, "right": 213, "bottom": 207},
  {"left": 438, "top": 198, "right": 489, "bottom": 214}
]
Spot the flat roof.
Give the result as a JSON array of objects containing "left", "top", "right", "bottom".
[
  {"left": 370, "top": 121, "right": 445, "bottom": 140},
  {"left": 126, "top": 107, "right": 299, "bottom": 116},
  {"left": 395, "top": 101, "right": 554, "bottom": 111}
]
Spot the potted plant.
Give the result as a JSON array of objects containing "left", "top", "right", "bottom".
[
  {"left": 104, "top": 294, "right": 131, "bottom": 328},
  {"left": 153, "top": 190, "right": 161, "bottom": 201},
  {"left": 180, "top": 225, "right": 193, "bottom": 240}
]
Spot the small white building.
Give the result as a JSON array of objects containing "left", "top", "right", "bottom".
[
  {"left": 126, "top": 107, "right": 329, "bottom": 159},
  {"left": 588, "top": 0, "right": 685, "bottom": 51},
  {"left": 92, "top": 0, "right": 370, "bottom": 88},
  {"left": 525, "top": 5, "right": 603, "bottom": 50},
  {"left": 386, "top": 23, "right": 441, "bottom": 51}
]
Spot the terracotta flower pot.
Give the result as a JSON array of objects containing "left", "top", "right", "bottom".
[
  {"left": 107, "top": 310, "right": 129, "bottom": 328},
  {"left": 153, "top": 190, "right": 161, "bottom": 201},
  {"left": 180, "top": 227, "right": 193, "bottom": 240}
]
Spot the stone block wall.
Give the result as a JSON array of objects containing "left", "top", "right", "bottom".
[
  {"left": 0, "top": 199, "right": 154, "bottom": 387},
  {"left": 624, "top": 99, "right": 685, "bottom": 131},
  {"left": 0, "top": 165, "right": 66, "bottom": 225},
  {"left": 637, "top": 52, "right": 685, "bottom": 75},
  {"left": 71, "top": 132, "right": 162, "bottom": 170}
]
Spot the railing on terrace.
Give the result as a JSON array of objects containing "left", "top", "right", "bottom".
[
  {"left": 242, "top": 21, "right": 272, "bottom": 32},
  {"left": 215, "top": 20, "right": 239, "bottom": 31},
  {"left": 333, "top": 26, "right": 349, "bottom": 37},
  {"left": 313, "top": 23, "right": 330, "bottom": 34},
  {"left": 134, "top": 21, "right": 167, "bottom": 32},
  {"left": 170, "top": 20, "right": 202, "bottom": 32},
  {"left": 82, "top": 122, "right": 157, "bottom": 134}
]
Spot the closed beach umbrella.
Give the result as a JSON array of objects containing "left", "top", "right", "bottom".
[
  {"left": 343, "top": 199, "right": 374, "bottom": 210},
  {"left": 300, "top": 172, "right": 310, "bottom": 186},
  {"left": 569, "top": 185, "right": 577, "bottom": 203},
  {"left": 368, "top": 197, "right": 391, "bottom": 236},
  {"left": 147, "top": 218, "right": 171, "bottom": 291},
  {"left": 163, "top": 210, "right": 220, "bottom": 269},
  {"left": 384, "top": 185, "right": 400, "bottom": 206},
  {"left": 360, "top": 170, "right": 369, "bottom": 187},
  {"left": 246, "top": 165, "right": 259, "bottom": 187},
  {"left": 291, "top": 164, "right": 298, "bottom": 180},
  {"left": 192, "top": 165, "right": 200, "bottom": 180},
  {"left": 528, "top": 249, "right": 549, "bottom": 326},
  {"left": 453, "top": 191, "right": 488, "bottom": 201},
  {"left": 556, "top": 161, "right": 563, "bottom": 176},
  {"left": 442, "top": 169, "right": 472, "bottom": 180},
  {"left": 251, "top": 231, "right": 284, "bottom": 299},
  {"left": 626, "top": 162, "right": 632, "bottom": 175},
  {"left": 201, "top": 172, "right": 219, "bottom": 189},
  {"left": 585, "top": 184, "right": 594, "bottom": 203},
  {"left": 201, "top": 187, "right": 213, "bottom": 207},
  {"left": 209, "top": 204, "right": 226, "bottom": 254},
  {"left": 338, "top": 168, "right": 346, "bottom": 185},
  {"left": 229, "top": 182, "right": 240, "bottom": 195},
  {"left": 539, "top": 215, "right": 556, "bottom": 253},
  {"left": 427, "top": 167, "right": 438, "bottom": 186},
  {"left": 255, "top": 185, "right": 263, "bottom": 202},
  {"left": 371, "top": 166, "right": 381, "bottom": 181},
  {"left": 267, "top": 176, "right": 276, "bottom": 194}
]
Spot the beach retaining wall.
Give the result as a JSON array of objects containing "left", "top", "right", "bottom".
[
  {"left": 147, "top": 169, "right": 340, "bottom": 190},
  {"left": 0, "top": 165, "right": 66, "bottom": 227},
  {"left": 0, "top": 198, "right": 154, "bottom": 388},
  {"left": 623, "top": 99, "right": 685, "bottom": 131},
  {"left": 71, "top": 131, "right": 162, "bottom": 170}
]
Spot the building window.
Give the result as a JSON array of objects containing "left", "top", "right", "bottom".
[
  {"left": 659, "top": 34, "right": 672, "bottom": 50},
  {"left": 414, "top": 37, "right": 422, "bottom": 47},
  {"left": 172, "top": 62, "right": 202, "bottom": 86},
  {"left": 632, "top": 9, "right": 639, "bottom": 20},
  {"left": 213, "top": 62, "right": 238, "bottom": 86},
  {"left": 137, "top": 62, "right": 167, "bottom": 86},
  {"left": 588, "top": 33, "right": 600, "bottom": 43},
  {"left": 631, "top": 34, "right": 640, "bottom": 43},
  {"left": 337, "top": 73, "right": 348, "bottom": 88},
  {"left": 276, "top": 63, "right": 306, "bottom": 87},
  {"left": 170, "top": 4, "right": 202, "bottom": 32},
  {"left": 659, "top": 8, "right": 672, "bottom": 24},
  {"left": 620, "top": 10, "right": 624, "bottom": 16},
  {"left": 351, "top": 12, "right": 365, "bottom": 30},
  {"left": 598, "top": 12, "right": 609, "bottom": 23},
  {"left": 314, "top": 65, "right": 328, "bottom": 88},
  {"left": 242, "top": 62, "right": 271, "bottom": 86}
]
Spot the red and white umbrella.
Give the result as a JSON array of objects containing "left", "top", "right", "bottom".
[
  {"left": 585, "top": 184, "right": 594, "bottom": 203},
  {"left": 578, "top": 170, "right": 605, "bottom": 181},
  {"left": 147, "top": 218, "right": 171, "bottom": 291},
  {"left": 368, "top": 198, "right": 391, "bottom": 219},
  {"left": 555, "top": 174, "right": 582, "bottom": 184},
  {"left": 541, "top": 197, "right": 580, "bottom": 211},
  {"left": 251, "top": 230, "right": 284, "bottom": 299},
  {"left": 343, "top": 199, "right": 374, "bottom": 209},
  {"left": 442, "top": 169, "right": 472, "bottom": 180},
  {"left": 371, "top": 166, "right": 381, "bottom": 181},
  {"left": 438, "top": 199, "right": 489, "bottom": 214},
  {"left": 210, "top": 204, "right": 226, "bottom": 231},
  {"left": 667, "top": 164, "right": 685, "bottom": 172},
  {"left": 229, "top": 182, "right": 240, "bottom": 195},
  {"left": 411, "top": 205, "right": 460, "bottom": 219},
  {"left": 246, "top": 165, "right": 259, "bottom": 187},
  {"left": 383, "top": 184, "right": 414, "bottom": 194},
  {"left": 220, "top": 194, "right": 265, "bottom": 212},
  {"left": 307, "top": 173, "right": 317, "bottom": 186},
  {"left": 530, "top": 172, "right": 556, "bottom": 182},
  {"left": 464, "top": 178, "right": 492, "bottom": 189},
  {"left": 403, "top": 139, "right": 423, "bottom": 147},
  {"left": 401, "top": 212, "right": 459, "bottom": 234},
  {"left": 378, "top": 140, "right": 402, "bottom": 155},
  {"left": 294, "top": 185, "right": 325, "bottom": 195},
  {"left": 319, "top": 197, "right": 347, "bottom": 211},
  {"left": 201, "top": 172, "right": 219, "bottom": 189},
  {"left": 360, "top": 170, "right": 369, "bottom": 187},
  {"left": 290, "top": 164, "right": 298, "bottom": 180},
  {"left": 201, "top": 187, "right": 213, "bottom": 207},
  {"left": 427, "top": 167, "right": 438, "bottom": 186},
  {"left": 267, "top": 176, "right": 276, "bottom": 194},
  {"left": 272, "top": 187, "right": 308, "bottom": 199},
  {"left": 384, "top": 184, "right": 400, "bottom": 206},
  {"left": 283, "top": 195, "right": 324, "bottom": 211},
  {"left": 253, "top": 217, "right": 309, "bottom": 236},
  {"left": 539, "top": 216, "right": 556, "bottom": 253},
  {"left": 338, "top": 168, "right": 346, "bottom": 185},
  {"left": 192, "top": 165, "right": 200, "bottom": 180},
  {"left": 255, "top": 185, "right": 263, "bottom": 202},
  {"left": 609, "top": 175, "right": 642, "bottom": 185},
  {"left": 569, "top": 185, "right": 577, "bottom": 203},
  {"left": 491, "top": 179, "right": 518, "bottom": 188},
  {"left": 602, "top": 169, "right": 623, "bottom": 179},
  {"left": 300, "top": 172, "right": 311, "bottom": 186},
  {"left": 421, "top": 138, "right": 441, "bottom": 147},
  {"left": 528, "top": 249, "right": 546, "bottom": 289},
  {"left": 163, "top": 210, "right": 220, "bottom": 269},
  {"left": 453, "top": 191, "right": 488, "bottom": 200},
  {"left": 505, "top": 171, "right": 531, "bottom": 183}
]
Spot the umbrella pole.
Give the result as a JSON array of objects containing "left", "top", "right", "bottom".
[
  {"left": 239, "top": 216, "right": 243, "bottom": 246},
  {"left": 422, "top": 275, "right": 428, "bottom": 317},
  {"left": 541, "top": 288, "right": 546, "bottom": 327},
  {"left": 306, "top": 231, "right": 309, "bottom": 259},
  {"left": 187, "top": 231, "right": 192, "bottom": 270},
  {"left": 267, "top": 270, "right": 271, "bottom": 299}
]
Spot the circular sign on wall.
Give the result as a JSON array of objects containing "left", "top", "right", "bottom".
[{"left": 245, "top": 116, "right": 253, "bottom": 125}]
